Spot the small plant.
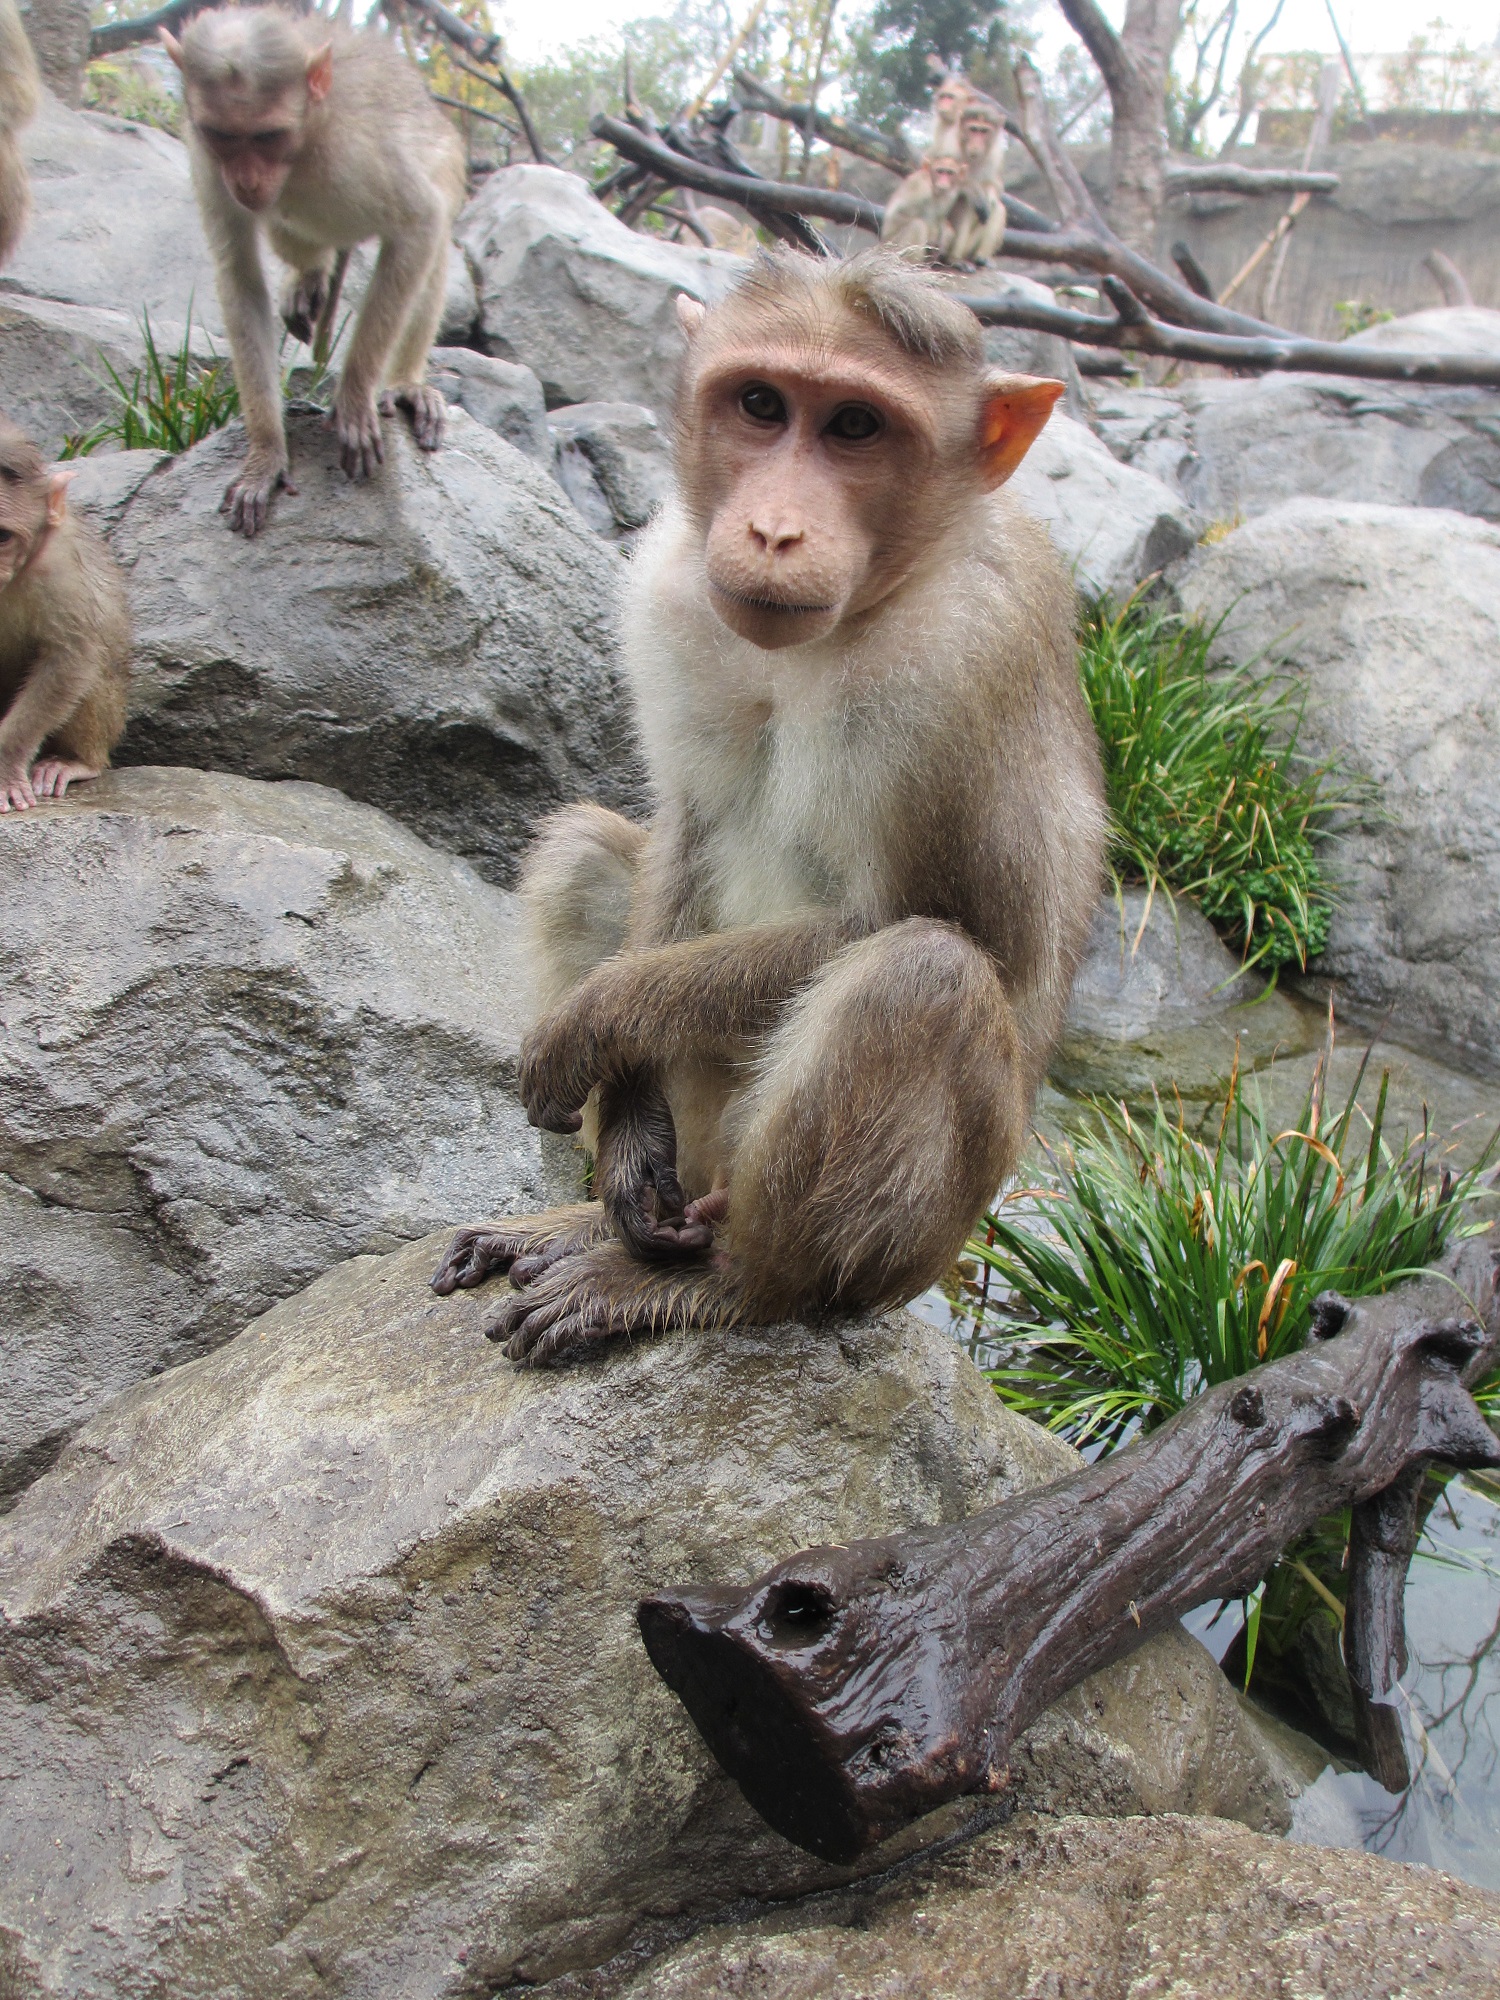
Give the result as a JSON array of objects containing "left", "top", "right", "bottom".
[
  {"left": 61, "top": 310, "right": 239, "bottom": 459},
  {"left": 1335, "top": 299, "right": 1396, "bottom": 339},
  {"left": 964, "top": 1034, "right": 1496, "bottom": 1455},
  {"left": 83, "top": 56, "right": 183, "bottom": 135},
  {"left": 1079, "top": 598, "right": 1341, "bottom": 971}
]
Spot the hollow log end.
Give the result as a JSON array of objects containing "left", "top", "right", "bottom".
[
  {"left": 637, "top": 1591, "right": 874, "bottom": 1864},
  {"left": 1352, "top": 1689, "right": 1411, "bottom": 1795}
]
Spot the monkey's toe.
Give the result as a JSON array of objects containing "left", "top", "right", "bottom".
[{"left": 431, "top": 1227, "right": 518, "bottom": 1294}]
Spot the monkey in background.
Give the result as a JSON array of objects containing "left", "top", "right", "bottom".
[
  {"left": 880, "top": 153, "right": 965, "bottom": 257},
  {"left": 949, "top": 95, "right": 1009, "bottom": 264},
  {"left": 163, "top": 6, "right": 465, "bottom": 536},
  {"left": 434, "top": 251, "right": 1106, "bottom": 1365},
  {"left": 0, "top": 416, "right": 131, "bottom": 813},
  {"left": 927, "top": 70, "right": 973, "bottom": 158},
  {"left": 0, "top": 0, "right": 40, "bottom": 268}
]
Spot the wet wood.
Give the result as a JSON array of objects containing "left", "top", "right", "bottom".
[{"left": 639, "top": 1245, "right": 1500, "bottom": 1863}]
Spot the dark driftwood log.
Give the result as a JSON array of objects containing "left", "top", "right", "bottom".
[
  {"left": 731, "top": 70, "right": 916, "bottom": 177},
  {"left": 90, "top": 0, "right": 217, "bottom": 56},
  {"left": 639, "top": 1248, "right": 1500, "bottom": 1863},
  {"left": 590, "top": 116, "right": 883, "bottom": 236}
]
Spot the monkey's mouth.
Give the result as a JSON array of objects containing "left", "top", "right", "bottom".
[{"left": 709, "top": 582, "right": 836, "bottom": 617}]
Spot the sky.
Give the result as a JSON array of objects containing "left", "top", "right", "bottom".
[{"left": 497, "top": 3, "right": 1500, "bottom": 72}]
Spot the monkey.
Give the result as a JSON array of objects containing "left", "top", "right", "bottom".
[
  {"left": 0, "top": 0, "right": 40, "bottom": 269},
  {"left": 928, "top": 70, "right": 973, "bottom": 159},
  {"left": 880, "top": 154, "right": 966, "bottom": 258},
  {"left": 0, "top": 415, "right": 132, "bottom": 814},
  {"left": 162, "top": 6, "right": 466, "bottom": 536},
  {"left": 432, "top": 250, "right": 1107, "bottom": 1367},
  {"left": 948, "top": 95, "right": 1009, "bottom": 265}
]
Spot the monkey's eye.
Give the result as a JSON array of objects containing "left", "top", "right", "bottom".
[
  {"left": 825, "top": 404, "right": 883, "bottom": 443},
  {"left": 739, "top": 384, "right": 787, "bottom": 425},
  {"left": 0, "top": 528, "right": 13, "bottom": 544}
]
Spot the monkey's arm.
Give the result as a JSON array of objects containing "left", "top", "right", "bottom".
[
  {"left": 201, "top": 178, "right": 292, "bottom": 536},
  {"left": 334, "top": 183, "right": 449, "bottom": 479},
  {"left": 520, "top": 915, "right": 861, "bottom": 1133},
  {"left": 0, "top": 641, "right": 100, "bottom": 803}
]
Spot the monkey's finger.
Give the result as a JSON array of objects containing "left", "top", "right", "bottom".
[{"left": 431, "top": 1229, "right": 516, "bottom": 1293}]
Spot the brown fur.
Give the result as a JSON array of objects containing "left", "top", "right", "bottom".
[
  {"left": 167, "top": 6, "right": 466, "bottom": 534},
  {"left": 433, "top": 251, "right": 1107, "bottom": 1366},
  {"left": 0, "top": 415, "right": 132, "bottom": 811},
  {"left": 0, "top": 0, "right": 40, "bottom": 268}
]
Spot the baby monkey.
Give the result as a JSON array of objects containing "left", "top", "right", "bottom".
[
  {"left": 0, "top": 417, "right": 131, "bottom": 813},
  {"left": 435, "top": 252, "right": 1105, "bottom": 1366},
  {"left": 164, "top": 6, "right": 465, "bottom": 535}
]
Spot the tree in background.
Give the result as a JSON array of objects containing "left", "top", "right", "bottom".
[
  {"left": 1056, "top": 0, "right": 1183, "bottom": 251},
  {"left": 845, "top": 1, "right": 1026, "bottom": 132}
]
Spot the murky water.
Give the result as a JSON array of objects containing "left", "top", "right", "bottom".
[{"left": 915, "top": 1006, "right": 1500, "bottom": 1891}]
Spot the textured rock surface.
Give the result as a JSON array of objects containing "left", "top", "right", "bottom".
[
  {"left": 106, "top": 404, "right": 644, "bottom": 884},
  {"left": 430, "top": 345, "right": 550, "bottom": 460},
  {"left": 0, "top": 768, "right": 559, "bottom": 1504},
  {"left": 1347, "top": 304, "right": 1500, "bottom": 356},
  {"left": 1055, "top": 890, "right": 1316, "bottom": 1102},
  {"left": 550, "top": 400, "right": 672, "bottom": 545},
  {"left": 970, "top": 273, "right": 1086, "bottom": 413},
  {"left": 8, "top": 88, "right": 220, "bottom": 329},
  {"left": 586, "top": 1812, "right": 1500, "bottom": 1999},
  {"left": 457, "top": 165, "right": 744, "bottom": 417},
  {"left": 0, "top": 1241, "right": 1305, "bottom": 1998},
  {"left": 1007, "top": 409, "right": 1198, "bottom": 601},
  {"left": 1180, "top": 500, "right": 1500, "bottom": 1060}
]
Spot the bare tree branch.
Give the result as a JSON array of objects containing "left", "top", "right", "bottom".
[
  {"left": 1056, "top": 0, "right": 1132, "bottom": 101},
  {"left": 89, "top": 0, "right": 218, "bottom": 57},
  {"left": 1165, "top": 164, "right": 1339, "bottom": 195},
  {"left": 589, "top": 114, "right": 882, "bottom": 234},
  {"left": 731, "top": 70, "right": 916, "bottom": 177}
]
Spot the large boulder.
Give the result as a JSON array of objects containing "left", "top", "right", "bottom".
[
  {"left": 0, "top": 1238, "right": 1305, "bottom": 1997},
  {"left": 8, "top": 89, "right": 221, "bottom": 331},
  {"left": 1180, "top": 500, "right": 1500, "bottom": 1061},
  {"left": 1007, "top": 408, "right": 1198, "bottom": 602},
  {"left": 429, "top": 345, "right": 550, "bottom": 461},
  {"left": 456, "top": 165, "right": 745, "bottom": 418},
  {"left": 599, "top": 1811, "right": 1500, "bottom": 1998},
  {"left": 550, "top": 400, "right": 673, "bottom": 546},
  {"left": 0, "top": 767, "right": 566, "bottom": 1505},
  {"left": 98, "top": 404, "right": 644, "bottom": 884}
]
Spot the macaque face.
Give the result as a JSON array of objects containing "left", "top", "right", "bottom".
[
  {"left": 929, "top": 157, "right": 962, "bottom": 194},
  {"left": 680, "top": 333, "right": 969, "bottom": 651},
  {"left": 961, "top": 109, "right": 1000, "bottom": 164},
  {"left": 185, "top": 83, "right": 309, "bottom": 211},
  {"left": 932, "top": 80, "right": 969, "bottom": 124},
  {"left": 0, "top": 464, "right": 48, "bottom": 591}
]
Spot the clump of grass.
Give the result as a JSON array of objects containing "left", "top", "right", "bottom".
[
  {"left": 1080, "top": 597, "right": 1341, "bottom": 972},
  {"left": 965, "top": 1034, "right": 1495, "bottom": 1456},
  {"left": 61, "top": 310, "right": 239, "bottom": 459},
  {"left": 83, "top": 57, "right": 183, "bottom": 136}
]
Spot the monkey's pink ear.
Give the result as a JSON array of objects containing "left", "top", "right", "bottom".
[
  {"left": 45, "top": 467, "right": 77, "bottom": 528},
  {"left": 306, "top": 43, "right": 334, "bottom": 102},
  {"left": 676, "top": 295, "right": 708, "bottom": 339},
  {"left": 158, "top": 27, "right": 184, "bottom": 68},
  {"left": 977, "top": 375, "right": 1064, "bottom": 490}
]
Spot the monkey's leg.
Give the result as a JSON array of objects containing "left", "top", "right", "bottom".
[
  {"left": 594, "top": 1069, "right": 715, "bottom": 1261},
  {"left": 279, "top": 257, "right": 336, "bottom": 348},
  {"left": 379, "top": 244, "right": 451, "bottom": 453},
  {"left": 725, "top": 918, "right": 1028, "bottom": 1319},
  {"left": 431, "top": 1204, "right": 611, "bottom": 1295},
  {"left": 335, "top": 199, "right": 448, "bottom": 480},
  {"left": 30, "top": 670, "right": 127, "bottom": 799}
]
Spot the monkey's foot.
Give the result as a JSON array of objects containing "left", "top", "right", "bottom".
[
  {"left": 431, "top": 1203, "right": 608, "bottom": 1296},
  {"left": 281, "top": 268, "right": 329, "bottom": 347},
  {"left": 29, "top": 758, "right": 100, "bottom": 800},
  {"left": 380, "top": 384, "right": 447, "bottom": 452},
  {"left": 0, "top": 764, "right": 37, "bottom": 812},
  {"left": 486, "top": 1241, "right": 744, "bottom": 1368},
  {"left": 220, "top": 459, "right": 298, "bottom": 538},
  {"left": 333, "top": 392, "right": 385, "bottom": 480}
]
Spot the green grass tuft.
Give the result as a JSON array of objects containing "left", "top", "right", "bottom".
[
  {"left": 1080, "top": 597, "right": 1342, "bottom": 972},
  {"left": 61, "top": 309, "right": 240, "bottom": 460},
  {"left": 964, "top": 1033, "right": 1495, "bottom": 1456}
]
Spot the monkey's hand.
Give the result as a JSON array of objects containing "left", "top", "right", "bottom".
[
  {"left": 0, "top": 755, "right": 38, "bottom": 812},
  {"left": 595, "top": 1072, "right": 716, "bottom": 1262},
  {"left": 334, "top": 386, "right": 385, "bottom": 481},
  {"left": 380, "top": 384, "right": 447, "bottom": 453},
  {"left": 281, "top": 267, "right": 329, "bottom": 347},
  {"left": 518, "top": 997, "right": 612, "bottom": 1135},
  {"left": 220, "top": 452, "right": 298, "bottom": 539}
]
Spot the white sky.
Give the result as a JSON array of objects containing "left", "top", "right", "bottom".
[{"left": 498, "top": 3, "right": 1500, "bottom": 73}]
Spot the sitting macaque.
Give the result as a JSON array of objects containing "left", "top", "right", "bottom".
[
  {"left": 0, "top": 416, "right": 131, "bottom": 813},
  {"left": 880, "top": 154, "right": 966, "bottom": 258},
  {"left": 433, "top": 251, "right": 1106, "bottom": 1365},
  {"left": 949, "top": 95, "right": 1009, "bottom": 264},
  {"left": 162, "top": 6, "right": 465, "bottom": 535},
  {"left": 0, "top": 0, "right": 40, "bottom": 268},
  {"left": 928, "top": 70, "right": 973, "bottom": 157}
]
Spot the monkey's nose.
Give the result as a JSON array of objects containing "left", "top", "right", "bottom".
[{"left": 749, "top": 520, "right": 805, "bottom": 555}]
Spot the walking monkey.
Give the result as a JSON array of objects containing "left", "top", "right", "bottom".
[
  {"left": 434, "top": 252, "right": 1106, "bottom": 1364},
  {"left": 0, "top": 0, "right": 40, "bottom": 269},
  {"left": 164, "top": 6, "right": 465, "bottom": 535}
]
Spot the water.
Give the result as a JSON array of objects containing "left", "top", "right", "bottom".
[{"left": 914, "top": 1009, "right": 1500, "bottom": 1891}]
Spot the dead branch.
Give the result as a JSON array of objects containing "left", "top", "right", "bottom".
[
  {"left": 395, "top": 0, "right": 549, "bottom": 163},
  {"left": 589, "top": 114, "right": 882, "bottom": 236},
  {"left": 639, "top": 1246, "right": 1500, "bottom": 1863},
  {"left": 89, "top": 0, "right": 217, "bottom": 55},
  {"left": 1165, "top": 164, "right": 1339, "bottom": 196},
  {"left": 1426, "top": 250, "right": 1475, "bottom": 308},
  {"left": 731, "top": 69, "right": 916, "bottom": 176},
  {"left": 960, "top": 275, "right": 1500, "bottom": 387}
]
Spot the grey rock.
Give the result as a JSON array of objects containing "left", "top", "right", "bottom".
[
  {"left": 110, "top": 403, "right": 645, "bottom": 885},
  {"left": 1180, "top": 499, "right": 1500, "bottom": 1060},
  {"left": 0, "top": 1240, "right": 1304, "bottom": 1996},
  {"left": 1054, "top": 890, "right": 1317, "bottom": 1103},
  {"left": 1346, "top": 304, "right": 1500, "bottom": 356},
  {"left": 58, "top": 445, "right": 166, "bottom": 530},
  {"left": 0, "top": 293, "right": 207, "bottom": 460},
  {"left": 16, "top": 7, "right": 89, "bottom": 107},
  {"left": 429, "top": 345, "right": 550, "bottom": 460},
  {"left": 593, "top": 1811, "right": 1500, "bottom": 1999},
  {"left": 439, "top": 241, "right": 479, "bottom": 343},
  {"left": 972, "top": 273, "right": 1086, "bottom": 415},
  {"left": 1007, "top": 409, "right": 1199, "bottom": 602},
  {"left": 1088, "top": 381, "right": 1199, "bottom": 496},
  {"left": 0, "top": 767, "right": 559, "bottom": 1505},
  {"left": 457, "top": 165, "right": 745, "bottom": 418},
  {"left": 550, "top": 400, "right": 673, "bottom": 545},
  {"left": 6, "top": 89, "right": 222, "bottom": 331}
]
